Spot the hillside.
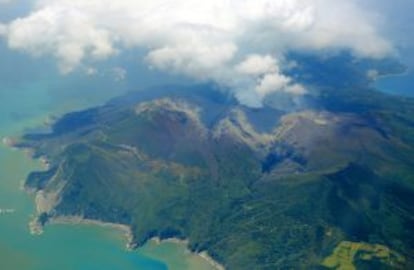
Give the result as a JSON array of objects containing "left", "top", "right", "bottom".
[{"left": 17, "top": 55, "right": 414, "bottom": 269}]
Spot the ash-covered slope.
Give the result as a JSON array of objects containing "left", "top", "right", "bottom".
[{"left": 17, "top": 54, "right": 414, "bottom": 269}]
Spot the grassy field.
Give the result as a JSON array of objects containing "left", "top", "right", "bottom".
[{"left": 322, "top": 241, "right": 405, "bottom": 270}]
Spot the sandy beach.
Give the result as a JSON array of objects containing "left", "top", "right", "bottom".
[
  {"left": 49, "top": 215, "right": 135, "bottom": 249},
  {"left": 14, "top": 132, "right": 225, "bottom": 269},
  {"left": 149, "top": 237, "right": 225, "bottom": 270},
  {"left": 198, "top": 251, "right": 225, "bottom": 270},
  {"left": 47, "top": 216, "right": 225, "bottom": 269}
]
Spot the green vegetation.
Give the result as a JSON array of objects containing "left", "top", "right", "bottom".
[
  {"left": 322, "top": 241, "right": 405, "bottom": 270},
  {"left": 18, "top": 57, "right": 414, "bottom": 269}
]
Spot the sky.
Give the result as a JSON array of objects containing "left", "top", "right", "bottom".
[
  {"left": 362, "top": 0, "right": 414, "bottom": 54},
  {"left": 0, "top": 0, "right": 412, "bottom": 107}
]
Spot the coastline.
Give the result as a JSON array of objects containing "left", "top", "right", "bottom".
[
  {"left": 4, "top": 122, "right": 225, "bottom": 270},
  {"left": 48, "top": 216, "right": 135, "bottom": 250},
  {"left": 2, "top": 136, "right": 17, "bottom": 148},
  {"left": 197, "top": 251, "right": 225, "bottom": 270},
  {"left": 2, "top": 136, "right": 37, "bottom": 164},
  {"left": 149, "top": 237, "right": 225, "bottom": 270},
  {"left": 36, "top": 214, "right": 225, "bottom": 270},
  {"left": 5, "top": 136, "right": 134, "bottom": 246}
]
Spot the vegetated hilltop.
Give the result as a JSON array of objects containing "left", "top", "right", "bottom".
[{"left": 18, "top": 55, "right": 414, "bottom": 269}]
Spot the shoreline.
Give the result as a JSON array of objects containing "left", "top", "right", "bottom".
[
  {"left": 34, "top": 214, "right": 225, "bottom": 269},
  {"left": 3, "top": 135, "right": 51, "bottom": 170},
  {"left": 198, "top": 251, "right": 225, "bottom": 270},
  {"left": 7, "top": 125, "right": 225, "bottom": 270},
  {"left": 2, "top": 136, "right": 17, "bottom": 148},
  {"left": 149, "top": 236, "right": 225, "bottom": 270},
  {"left": 49, "top": 215, "right": 135, "bottom": 250}
]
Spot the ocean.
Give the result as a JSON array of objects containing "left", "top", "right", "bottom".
[{"left": 0, "top": 41, "right": 214, "bottom": 270}]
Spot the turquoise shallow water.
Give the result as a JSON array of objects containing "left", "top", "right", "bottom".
[
  {"left": 0, "top": 42, "right": 214, "bottom": 270},
  {"left": 0, "top": 70, "right": 164, "bottom": 269}
]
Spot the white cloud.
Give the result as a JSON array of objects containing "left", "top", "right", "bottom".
[
  {"left": 285, "top": 84, "right": 307, "bottom": 95},
  {"left": 233, "top": 54, "right": 306, "bottom": 106},
  {"left": 146, "top": 42, "right": 237, "bottom": 80},
  {"left": 256, "top": 73, "right": 291, "bottom": 98},
  {"left": 6, "top": 5, "right": 117, "bottom": 73},
  {"left": 236, "top": 55, "right": 279, "bottom": 76},
  {"left": 0, "top": 0, "right": 393, "bottom": 106}
]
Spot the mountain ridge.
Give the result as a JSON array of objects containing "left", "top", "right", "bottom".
[
  {"left": 16, "top": 54, "right": 414, "bottom": 269},
  {"left": 16, "top": 86, "right": 414, "bottom": 269}
]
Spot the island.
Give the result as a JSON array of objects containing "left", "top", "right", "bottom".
[{"left": 16, "top": 53, "right": 414, "bottom": 269}]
